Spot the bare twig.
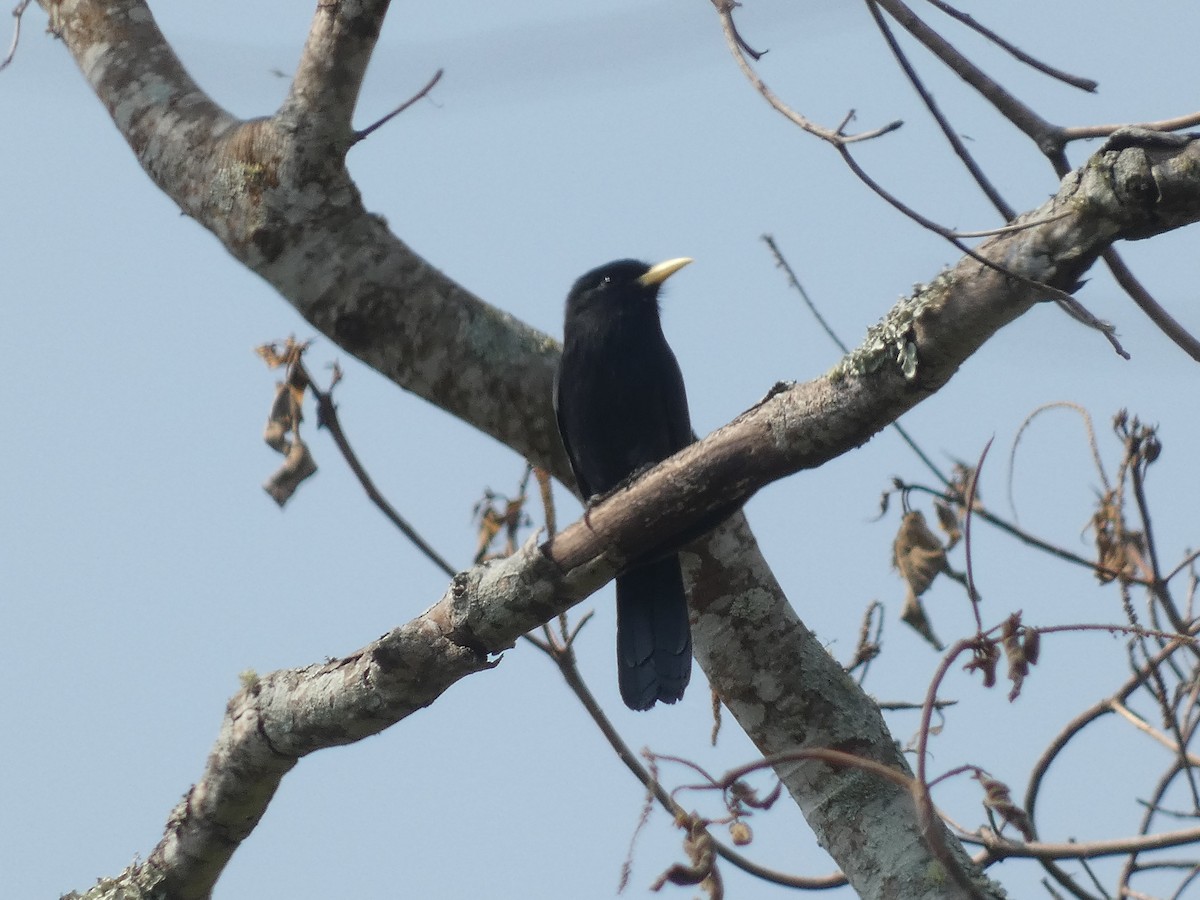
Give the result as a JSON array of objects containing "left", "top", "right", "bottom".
[
  {"left": 865, "top": 0, "right": 1015, "bottom": 220},
  {"left": 351, "top": 68, "right": 444, "bottom": 145},
  {"left": 1108, "top": 701, "right": 1200, "bottom": 766},
  {"left": 1166, "top": 550, "right": 1200, "bottom": 586},
  {"left": 885, "top": 0, "right": 1200, "bottom": 391},
  {"left": 712, "top": 0, "right": 766, "bottom": 60},
  {"left": 761, "top": 235, "right": 949, "bottom": 487},
  {"left": 1130, "top": 763, "right": 1195, "bottom": 900},
  {"left": 761, "top": 235, "right": 850, "bottom": 356},
  {"left": 969, "top": 826, "right": 1200, "bottom": 862},
  {"left": 693, "top": 740, "right": 1200, "bottom": 883},
  {"left": 0, "top": 0, "right": 32, "bottom": 72},
  {"left": 961, "top": 437, "right": 991, "bottom": 630},
  {"left": 950, "top": 211, "right": 1074, "bottom": 239},
  {"left": 833, "top": 145, "right": 1129, "bottom": 358},
  {"left": 1006, "top": 402, "right": 1109, "bottom": 523},
  {"left": 1077, "top": 851, "right": 1117, "bottom": 900},
  {"left": 1103, "top": 248, "right": 1200, "bottom": 362},
  {"left": 711, "top": 0, "right": 902, "bottom": 144},
  {"left": 1025, "top": 630, "right": 1200, "bottom": 893},
  {"left": 533, "top": 467, "right": 556, "bottom": 539},
  {"left": 847, "top": 599, "right": 884, "bottom": 681},
  {"left": 899, "top": 481, "right": 1140, "bottom": 584},
  {"left": 744, "top": 1, "right": 1186, "bottom": 362},
  {"left": 308, "top": 373, "right": 458, "bottom": 578},
  {"left": 870, "top": 0, "right": 1066, "bottom": 164},
  {"left": 1059, "top": 112, "right": 1200, "bottom": 144},
  {"left": 921, "top": 0, "right": 1098, "bottom": 92},
  {"left": 524, "top": 619, "right": 849, "bottom": 890}
]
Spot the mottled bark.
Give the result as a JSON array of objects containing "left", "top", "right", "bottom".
[{"left": 39, "top": 1, "right": 1200, "bottom": 899}]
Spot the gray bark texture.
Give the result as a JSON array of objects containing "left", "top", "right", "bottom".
[{"left": 42, "top": 1, "right": 1200, "bottom": 898}]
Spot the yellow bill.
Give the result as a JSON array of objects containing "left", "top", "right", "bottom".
[{"left": 637, "top": 257, "right": 693, "bottom": 288}]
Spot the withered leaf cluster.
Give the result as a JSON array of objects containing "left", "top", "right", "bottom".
[
  {"left": 893, "top": 510, "right": 951, "bottom": 649},
  {"left": 257, "top": 338, "right": 318, "bottom": 506},
  {"left": 963, "top": 613, "right": 1041, "bottom": 702},
  {"left": 975, "top": 770, "right": 1035, "bottom": 842}
]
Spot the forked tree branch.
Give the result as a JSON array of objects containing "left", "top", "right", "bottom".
[{"left": 35, "top": 2, "right": 1200, "bottom": 899}]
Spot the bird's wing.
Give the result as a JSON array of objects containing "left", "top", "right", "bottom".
[
  {"left": 662, "top": 349, "right": 693, "bottom": 453},
  {"left": 552, "top": 368, "right": 593, "bottom": 499}
]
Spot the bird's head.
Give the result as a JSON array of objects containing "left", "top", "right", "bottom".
[{"left": 565, "top": 257, "right": 693, "bottom": 318}]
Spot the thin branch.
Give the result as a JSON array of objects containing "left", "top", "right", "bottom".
[
  {"left": 871, "top": 0, "right": 1063, "bottom": 154},
  {"left": 865, "top": 0, "right": 1016, "bottom": 220},
  {"left": 900, "top": 482, "right": 1140, "bottom": 583},
  {"left": 524, "top": 618, "right": 849, "bottom": 891},
  {"left": 710, "top": 0, "right": 902, "bottom": 144},
  {"left": 951, "top": 210, "right": 1074, "bottom": 239},
  {"left": 1108, "top": 700, "right": 1200, "bottom": 766},
  {"left": 1166, "top": 549, "right": 1200, "bottom": 586},
  {"left": 1103, "top": 248, "right": 1200, "bottom": 362},
  {"left": 763, "top": 0, "right": 1193, "bottom": 363},
  {"left": 1060, "top": 112, "right": 1200, "bottom": 144},
  {"left": 879, "top": 698, "right": 958, "bottom": 712},
  {"left": 1040, "top": 862, "right": 1107, "bottom": 900},
  {"left": 921, "top": 0, "right": 1098, "bottom": 92},
  {"left": 717, "top": 0, "right": 766, "bottom": 60},
  {"left": 310, "top": 376, "right": 458, "bottom": 578},
  {"left": 1169, "top": 867, "right": 1200, "bottom": 900},
  {"left": 0, "top": 0, "right": 32, "bottom": 72},
  {"left": 833, "top": 144, "right": 1129, "bottom": 358},
  {"left": 1025, "top": 634, "right": 1198, "bottom": 832},
  {"left": 1122, "top": 420, "right": 1190, "bottom": 639},
  {"left": 1121, "top": 422, "right": 1200, "bottom": 809},
  {"left": 971, "top": 826, "right": 1200, "bottom": 861},
  {"left": 684, "top": 747, "right": 990, "bottom": 899},
  {"left": 351, "top": 68, "right": 444, "bottom": 145},
  {"left": 762, "top": 234, "right": 950, "bottom": 488},
  {"left": 761, "top": 235, "right": 851, "bottom": 355},
  {"left": 1006, "top": 402, "right": 1110, "bottom": 523},
  {"left": 1076, "top": 853, "right": 1116, "bottom": 900},
  {"left": 708, "top": 744, "right": 1200, "bottom": 882},
  {"left": 847, "top": 599, "right": 884, "bottom": 680},
  {"left": 961, "top": 437, "right": 991, "bottom": 630}
]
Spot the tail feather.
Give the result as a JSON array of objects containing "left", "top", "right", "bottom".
[{"left": 616, "top": 555, "right": 692, "bottom": 710}]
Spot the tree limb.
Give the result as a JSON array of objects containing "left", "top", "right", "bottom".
[{"left": 38, "top": 2, "right": 1200, "bottom": 899}]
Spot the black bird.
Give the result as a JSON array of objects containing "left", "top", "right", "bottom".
[{"left": 554, "top": 257, "right": 695, "bottom": 710}]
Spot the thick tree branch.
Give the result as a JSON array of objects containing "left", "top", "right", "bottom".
[
  {"left": 280, "top": 0, "right": 391, "bottom": 142},
  {"left": 39, "top": 2, "right": 1200, "bottom": 899}
]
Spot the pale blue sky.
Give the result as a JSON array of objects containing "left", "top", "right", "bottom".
[{"left": 4, "top": 2, "right": 1199, "bottom": 898}]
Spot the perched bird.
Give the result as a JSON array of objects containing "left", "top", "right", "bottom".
[{"left": 554, "top": 257, "right": 695, "bottom": 710}]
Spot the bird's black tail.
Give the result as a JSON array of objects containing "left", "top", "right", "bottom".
[{"left": 616, "top": 555, "right": 692, "bottom": 710}]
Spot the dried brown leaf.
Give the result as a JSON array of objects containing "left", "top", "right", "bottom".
[
  {"left": 934, "top": 498, "right": 962, "bottom": 549},
  {"left": 263, "top": 437, "right": 317, "bottom": 506},
  {"left": 893, "top": 510, "right": 947, "bottom": 597},
  {"left": 976, "top": 772, "right": 1035, "bottom": 841},
  {"left": 651, "top": 818, "right": 721, "bottom": 899},
  {"left": 729, "top": 821, "right": 752, "bottom": 847},
  {"left": 963, "top": 639, "right": 1000, "bottom": 689},
  {"left": 900, "top": 592, "right": 944, "bottom": 651}
]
